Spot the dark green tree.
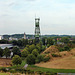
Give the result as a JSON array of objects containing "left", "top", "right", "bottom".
[
  {"left": 42, "top": 45, "right": 46, "bottom": 52},
  {"left": 3, "top": 47, "right": 11, "bottom": 58},
  {"left": 36, "top": 54, "right": 44, "bottom": 63},
  {"left": 47, "top": 38, "right": 54, "bottom": 46},
  {"left": 17, "top": 40, "right": 23, "bottom": 47},
  {"left": 12, "top": 47, "right": 21, "bottom": 56},
  {"left": 0, "top": 39, "right": 9, "bottom": 44},
  {"left": 32, "top": 49, "right": 39, "bottom": 57},
  {"left": 61, "top": 37, "right": 69, "bottom": 44},
  {"left": 22, "top": 39, "right": 28, "bottom": 47},
  {"left": 64, "top": 46, "right": 70, "bottom": 51},
  {"left": 12, "top": 40, "right": 17, "bottom": 45},
  {"left": 12, "top": 55, "right": 22, "bottom": 65},
  {"left": 26, "top": 54, "right": 36, "bottom": 65},
  {"left": 28, "top": 44, "right": 36, "bottom": 53},
  {"left": 21, "top": 49, "right": 29, "bottom": 58},
  {"left": 0, "top": 47, "right": 3, "bottom": 57}
]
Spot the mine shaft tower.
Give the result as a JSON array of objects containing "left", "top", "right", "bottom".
[{"left": 35, "top": 18, "right": 40, "bottom": 43}]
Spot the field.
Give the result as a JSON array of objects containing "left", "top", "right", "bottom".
[{"left": 0, "top": 58, "right": 12, "bottom": 67}]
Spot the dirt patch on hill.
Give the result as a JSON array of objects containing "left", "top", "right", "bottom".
[
  {"left": 35, "top": 56, "right": 75, "bottom": 69},
  {"left": 43, "top": 45, "right": 59, "bottom": 54},
  {"left": 0, "top": 58, "right": 12, "bottom": 67}
]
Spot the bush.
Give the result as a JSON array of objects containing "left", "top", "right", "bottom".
[
  {"left": 9, "top": 69, "right": 16, "bottom": 73},
  {"left": 51, "top": 53, "right": 61, "bottom": 57},
  {"left": 26, "top": 54, "right": 36, "bottom": 65},
  {"left": 59, "top": 48, "right": 64, "bottom": 52},
  {"left": 0, "top": 67, "right": 7, "bottom": 72},
  {"left": 43, "top": 56, "right": 50, "bottom": 62},
  {"left": 64, "top": 46, "right": 70, "bottom": 51}
]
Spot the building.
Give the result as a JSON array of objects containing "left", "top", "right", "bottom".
[
  {"left": 9, "top": 37, "right": 18, "bottom": 41},
  {"left": 0, "top": 44, "right": 13, "bottom": 49},
  {"left": 0, "top": 35, "right": 3, "bottom": 40}
]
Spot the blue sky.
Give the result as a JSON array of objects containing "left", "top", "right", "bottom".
[{"left": 0, "top": 0, "right": 75, "bottom": 35}]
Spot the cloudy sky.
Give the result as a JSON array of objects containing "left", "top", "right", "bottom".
[{"left": 0, "top": 0, "right": 75, "bottom": 35}]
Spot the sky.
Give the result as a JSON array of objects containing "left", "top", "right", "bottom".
[{"left": 0, "top": 0, "right": 75, "bottom": 35}]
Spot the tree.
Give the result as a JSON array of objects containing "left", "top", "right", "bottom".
[
  {"left": 21, "top": 49, "right": 29, "bottom": 58},
  {"left": 42, "top": 37, "right": 47, "bottom": 45},
  {"left": 36, "top": 54, "right": 44, "bottom": 63},
  {"left": 47, "top": 38, "right": 54, "bottom": 46},
  {"left": 64, "top": 46, "right": 70, "bottom": 51},
  {"left": 0, "top": 39, "right": 9, "bottom": 44},
  {"left": 12, "top": 55, "right": 22, "bottom": 65},
  {"left": 0, "top": 47, "right": 3, "bottom": 57},
  {"left": 61, "top": 37, "right": 69, "bottom": 44},
  {"left": 12, "top": 40, "right": 17, "bottom": 45},
  {"left": 32, "top": 49, "right": 39, "bottom": 57},
  {"left": 12, "top": 47, "right": 21, "bottom": 56},
  {"left": 28, "top": 44, "right": 36, "bottom": 53},
  {"left": 22, "top": 39, "right": 28, "bottom": 47},
  {"left": 36, "top": 43, "right": 42, "bottom": 53},
  {"left": 3, "top": 47, "right": 11, "bottom": 58},
  {"left": 42, "top": 45, "right": 46, "bottom": 52},
  {"left": 17, "top": 40, "right": 23, "bottom": 47},
  {"left": 26, "top": 54, "right": 36, "bottom": 65}
]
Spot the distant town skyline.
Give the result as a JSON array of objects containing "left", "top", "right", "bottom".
[{"left": 0, "top": 0, "right": 75, "bottom": 35}]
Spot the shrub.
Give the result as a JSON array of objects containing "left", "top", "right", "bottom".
[
  {"left": 0, "top": 67, "right": 7, "bottom": 72},
  {"left": 43, "top": 56, "right": 50, "bottom": 62},
  {"left": 64, "top": 46, "right": 70, "bottom": 51},
  {"left": 59, "top": 48, "right": 64, "bottom": 52},
  {"left": 9, "top": 69, "right": 16, "bottom": 73},
  {"left": 51, "top": 53, "right": 61, "bottom": 57}
]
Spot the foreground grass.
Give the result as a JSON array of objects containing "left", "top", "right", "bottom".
[
  {"left": 0, "top": 73, "right": 8, "bottom": 75},
  {"left": 1, "top": 60, "right": 75, "bottom": 73},
  {"left": 28, "top": 65, "right": 75, "bottom": 73},
  {"left": 10, "top": 60, "right": 26, "bottom": 69}
]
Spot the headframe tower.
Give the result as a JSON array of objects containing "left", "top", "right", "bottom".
[{"left": 35, "top": 18, "right": 40, "bottom": 43}]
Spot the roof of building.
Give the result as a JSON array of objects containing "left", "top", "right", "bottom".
[{"left": 0, "top": 44, "right": 13, "bottom": 49}]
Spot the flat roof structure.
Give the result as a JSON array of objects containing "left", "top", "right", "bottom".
[{"left": 0, "top": 44, "right": 13, "bottom": 49}]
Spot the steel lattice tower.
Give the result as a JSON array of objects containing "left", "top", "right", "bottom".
[{"left": 35, "top": 18, "right": 40, "bottom": 43}]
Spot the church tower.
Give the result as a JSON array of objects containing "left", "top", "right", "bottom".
[{"left": 24, "top": 32, "right": 26, "bottom": 39}]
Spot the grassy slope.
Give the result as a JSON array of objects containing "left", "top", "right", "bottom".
[{"left": 28, "top": 65, "right": 75, "bottom": 73}]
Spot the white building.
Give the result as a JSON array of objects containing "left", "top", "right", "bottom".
[
  {"left": 0, "top": 35, "right": 3, "bottom": 40},
  {"left": 9, "top": 37, "right": 18, "bottom": 40}
]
